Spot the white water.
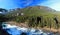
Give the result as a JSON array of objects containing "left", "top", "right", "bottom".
[{"left": 2, "top": 23, "right": 54, "bottom": 35}]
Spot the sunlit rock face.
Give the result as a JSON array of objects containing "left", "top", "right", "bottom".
[{"left": 1, "top": 22, "right": 54, "bottom": 35}]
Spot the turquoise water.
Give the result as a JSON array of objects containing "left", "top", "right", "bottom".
[{"left": 1, "top": 23, "right": 59, "bottom": 35}]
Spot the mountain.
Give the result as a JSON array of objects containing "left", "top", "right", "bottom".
[
  {"left": 6, "top": 6, "right": 57, "bottom": 16},
  {"left": 0, "top": 8, "right": 8, "bottom": 15}
]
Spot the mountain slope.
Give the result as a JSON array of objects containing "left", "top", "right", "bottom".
[{"left": 6, "top": 6, "right": 57, "bottom": 16}]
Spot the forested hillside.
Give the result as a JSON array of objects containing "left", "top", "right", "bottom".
[{"left": 1, "top": 6, "right": 60, "bottom": 29}]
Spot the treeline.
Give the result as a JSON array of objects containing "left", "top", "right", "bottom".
[
  {"left": 11, "top": 15, "right": 60, "bottom": 29},
  {"left": 0, "top": 8, "right": 60, "bottom": 29}
]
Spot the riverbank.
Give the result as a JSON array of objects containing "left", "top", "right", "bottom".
[
  {"left": 42, "top": 27, "right": 60, "bottom": 33},
  {"left": 5, "top": 21, "right": 60, "bottom": 33}
]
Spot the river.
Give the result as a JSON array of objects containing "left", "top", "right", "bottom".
[{"left": 0, "top": 22, "right": 60, "bottom": 35}]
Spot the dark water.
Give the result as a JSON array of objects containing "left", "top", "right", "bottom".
[{"left": 0, "top": 22, "right": 60, "bottom": 35}]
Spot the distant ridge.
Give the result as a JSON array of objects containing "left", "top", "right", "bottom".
[{"left": 6, "top": 6, "right": 57, "bottom": 16}]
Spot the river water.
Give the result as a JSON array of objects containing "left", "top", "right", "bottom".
[{"left": 0, "top": 22, "right": 60, "bottom": 35}]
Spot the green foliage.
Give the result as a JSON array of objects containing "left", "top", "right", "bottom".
[{"left": 5, "top": 6, "right": 60, "bottom": 29}]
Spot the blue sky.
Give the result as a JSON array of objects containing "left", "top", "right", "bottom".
[{"left": 0, "top": 0, "right": 60, "bottom": 11}]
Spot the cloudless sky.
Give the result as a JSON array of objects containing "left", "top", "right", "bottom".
[{"left": 0, "top": 0, "right": 60, "bottom": 11}]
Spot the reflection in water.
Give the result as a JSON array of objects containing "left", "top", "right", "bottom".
[{"left": 0, "top": 22, "right": 59, "bottom": 35}]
